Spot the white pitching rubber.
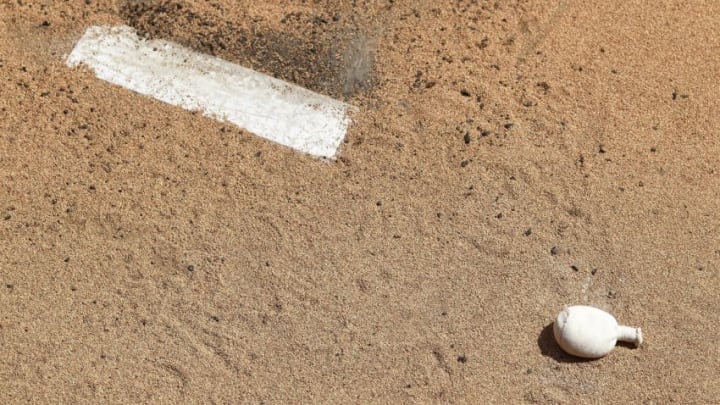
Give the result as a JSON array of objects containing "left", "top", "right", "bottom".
[
  {"left": 553, "top": 305, "right": 642, "bottom": 359},
  {"left": 66, "top": 25, "right": 353, "bottom": 159}
]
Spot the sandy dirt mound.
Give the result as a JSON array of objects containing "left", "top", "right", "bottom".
[{"left": 1, "top": 0, "right": 719, "bottom": 403}]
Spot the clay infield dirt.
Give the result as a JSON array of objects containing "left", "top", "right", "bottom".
[{"left": 1, "top": 0, "right": 719, "bottom": 403}]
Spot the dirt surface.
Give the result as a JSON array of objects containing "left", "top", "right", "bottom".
[{"left": 1, "top": 0, "right": 719, "bottom": 403}]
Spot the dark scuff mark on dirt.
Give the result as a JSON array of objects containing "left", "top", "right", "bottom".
[{"left": 119, "top": 0, "right": 374, "bottom": 99}]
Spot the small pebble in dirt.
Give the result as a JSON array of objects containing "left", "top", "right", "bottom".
[
  {"left": 187, "top": 265, "right": 195, "bottom": 272},
  {"left": 504, "top": 123, "right": 514, "bottom": 130},
  {"left": 599, "top": 145, "right": 606, "bottom": 153},
  {"left": 591, "top": 268, "right": 598, "bottom": 275},
  {"left": 457, "top": 355, "right": 467, "bottom": 363},
  {"left": 524, "top": 228, "right": 532, "bottom": 236},
  {"left": 550, "top": 246, "right": 559, "bottom": 255},
  {"left": 40, "top": 21, "right": 50, "bottom": 27},
  {"left": 672, "top": 90, "right": 689, "bottom": 100},
  {"left": 463, "top": 132, "right": 471, "bottom": 144},
  {"left": 460, "top": 89, "right": 471, "bottom": 97},
  {"left": 460, "top": 160, "right": 469, "bottom": 167},
  {"left": 571, "top": 265, "right": 579, "bottom": 272}
]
